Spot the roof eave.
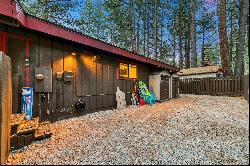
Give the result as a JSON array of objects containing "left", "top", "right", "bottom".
[{"left": 0, "top": 0, "right": 179, "bottom": 72}]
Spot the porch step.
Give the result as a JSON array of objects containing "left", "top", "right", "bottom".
[
  {"left": 10, "top": 115, "right": 52, "bottom": 150},
  {"left": 34, "top": 121, "right": 52, "bottom": 140},
  {"left": 11, "top": 114, "right": 25, "bottom": 127},
  {"left": 11, "top": 114, "right": 25, "bottom": 136},
  {"left": 16, "top": 117, "right": 39, "bottom": 135}
]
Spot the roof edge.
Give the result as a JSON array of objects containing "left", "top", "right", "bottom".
[{"left": 0, "top": 0, "right": 179, "bottom": 72}]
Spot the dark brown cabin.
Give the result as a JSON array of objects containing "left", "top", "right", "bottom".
[{"left": 0, "top": 0, "right": 179, "bottom": 122}]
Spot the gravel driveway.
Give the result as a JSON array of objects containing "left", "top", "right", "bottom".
[{"left": 8, "top": 95, "right": 249, "bottom": 165}]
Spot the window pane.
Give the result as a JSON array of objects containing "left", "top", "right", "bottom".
[
  {"left": 129, "top": 64, "right": 137, "bottom": 78},
  {"left": 119, "top": 63, "right": 128, "bottom": 78}
]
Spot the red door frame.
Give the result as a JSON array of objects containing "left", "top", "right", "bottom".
[{"left": 1, "top": 32, "right": 30, "bottom": 87}]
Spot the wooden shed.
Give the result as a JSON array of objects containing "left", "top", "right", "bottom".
[
  {"left": 0, "top": 0, "right": 179, "bottom": 122},
  {"left": 177, "top": 65, "right": 223, "bottom": 79}
]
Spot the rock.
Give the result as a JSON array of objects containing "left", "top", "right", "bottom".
[{"left": 9, "top": 95, "right": 249, "bottom": 165}]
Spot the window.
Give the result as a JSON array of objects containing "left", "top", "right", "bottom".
[
  {"left": 119, "top": 62, "right": 137, "bottom": 79},
  {"left": 129, "top": 64, "right": 137, "bottom": 79},
  {"left": 119, "top": 63, "right": 128, "bottom": 78}
]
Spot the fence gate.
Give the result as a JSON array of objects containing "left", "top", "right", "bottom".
[
  {"left": 160, "top": 75, "right": 169, "bottom": 100},
  {"left": 0, "top": 52, "right": 12, "bottom": 165},
  {"left": 172, "top": 77, "right": 179, "bottom": 98}
]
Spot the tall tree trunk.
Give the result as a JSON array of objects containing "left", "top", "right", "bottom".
[
  {"left": 153, "top": 0, "right": 158, "bottom": 60},
  {"left": 190, "top": 0, "right": 197, "bottom": 67},
  {"left": 136, "top": 8, "right": 140, "bottom": 53},
  {"left": 146, "top": 4, "right": 150, "bottom": 57},
  {"left": 178, "top": 0, "right": 183, "bottom": 69},
  {"left": 128, "top": 0, "right": 134, "bottom": 52},
  {"left": 185, "top": 30, "right": 190, "bottom": 68},
  {"left": 218, "top": 0, "right": 230, "bottom": 76},
  {"left": 143, "top": 1, "right": 147, "bottom": 56},
  {"left": 133, "top": 15, "right": 136, "bottom": 52},
  {"left": 44, "top": 0, "right": 49, "bottom": 20},
  {"left": 160, "top": 3, "right": 163, "bottom": 60},
  {"left": 201, "top": 0, "right": 205, "bottom": 67},
  {"left": 173, "top": 34, "right": 176, "bottom": 66},
  {"left": 185, "top": 0, "right": 190, "bottom": 69},
  {"left": 235, "top": 0, "right": 249, "bottom": 76},
  {"left": 229, "top": 0, "right": 234, "bottom": 75},
  {"left": 143, "top": 20, "right": 146, "bottom": 56},
  {"left": 160, "top": 22, "right": 163, "bottom": 60},
  {"left": 201, "top": 25, "right": 205, "bottom": 66}
]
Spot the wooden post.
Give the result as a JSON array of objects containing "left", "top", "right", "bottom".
[{"left": 0, "top": 52, "right": 12, "bottom": 165}]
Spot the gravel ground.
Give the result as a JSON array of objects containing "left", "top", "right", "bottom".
[{"left": 8, "top": 95, "right": 249, "bottom": 165}]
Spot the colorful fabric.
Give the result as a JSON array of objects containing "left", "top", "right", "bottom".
[
  {"left": 139, "top": 97, "right": 145, "bottom": 106},
  {"left": 138, "top": 81, "right": 156, "bottom": 105}
]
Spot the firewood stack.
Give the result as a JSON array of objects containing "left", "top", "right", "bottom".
[{"left": 10, "top": 114, "right": 52, "bottom": 150}]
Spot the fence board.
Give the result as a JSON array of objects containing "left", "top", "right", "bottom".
[
  {"left": 219, "top": 78, "right": 222, "bottom": 96},
  {"left": 225, "top": 77, "right": 228, "bottom": 96},
  {"left": 244, "top": 74, "right": 249, "bottom": 102},
  {"left": 234, "top": 77, "right": 238, "bottom": 96},
  {"left": 215, "top": 78, "right": 218, "bottom": 95},
  {"left": 229, "top": 77, "right": 232, "bottom": 96}
]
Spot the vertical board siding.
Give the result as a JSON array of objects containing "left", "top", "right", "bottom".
[
  {"left": 180, "top": 76, "right": 245, "bottom": 97},
  {"left": 52, "top": 41, "right": 64, "bottom": 115},
  {"left": 7, "top": 35, "right": 26, "bottom": 89},
  {"left": 63, "top": 45, "right": 75, "bottom": 108},
  {"left": 81, "top": 53, "right": 91, "bottom": 96},
  {"left": 11, "top": 75, "right": 19, "bottom": 114},
  {"left": 29, "top": 33, "right": 39, "bottom": 118},
  {"left": 39, "top": 37, "right": 52, "bottom": 121},
  {"left": 5, "top": 27, "right": 152, "bottom": 122}
]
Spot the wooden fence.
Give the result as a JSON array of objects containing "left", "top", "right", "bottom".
[
  {"left": 0, "top": 52, "right": 12, "bottom": 165},
  {"left": 179, "top": 76, "right": 244, "bottom": 97}
]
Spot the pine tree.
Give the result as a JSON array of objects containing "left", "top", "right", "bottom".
[
  {"left": 78, "top": 0, "right": 95, "bottom": 37},
  {"left": 19, "top": 0, "right": 77, "bottom": 27}
]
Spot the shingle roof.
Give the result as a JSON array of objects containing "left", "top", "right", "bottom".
[{"left": 177, "top": 65, "right": 222, "bottom": 76}]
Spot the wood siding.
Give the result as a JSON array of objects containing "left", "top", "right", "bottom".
[{"left": 1, "top": 25, "right": 153, "bottom": 122}]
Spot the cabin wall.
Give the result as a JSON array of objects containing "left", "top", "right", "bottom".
[{"left": 0, "top": 24, "right": 151, "bottom": 122}]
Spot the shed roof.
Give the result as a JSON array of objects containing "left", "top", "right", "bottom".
[
  {"left": 177, "top": 65, "right": 222, "bottom": 76},
  {"left": 0, "top": 0, "right": 179, "bottom": 72}
]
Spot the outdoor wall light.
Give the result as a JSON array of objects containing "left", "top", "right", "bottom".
[
  {"left": 71, "top": 52, "right": 80, "bottom": 58},
  {"left": 93, "top": 55, "right": 101, "bottom": 63}
]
